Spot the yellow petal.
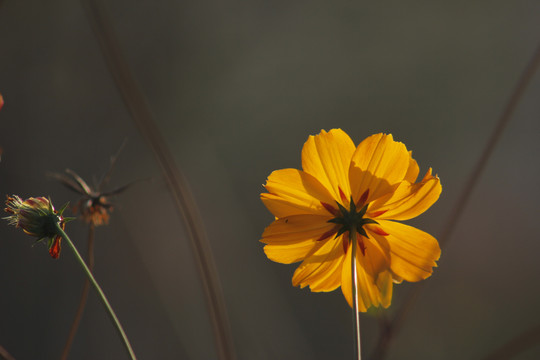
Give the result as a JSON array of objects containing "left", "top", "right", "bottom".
[
  {"left": 261, "top": 215, "right": 336, "bottom": 264},
  {"left": 264, "top": 242, "right": 323, "bottom": 265},
  {"left": 404, "top": 151, "right": 419, "bottom": 183},
  {"left": 373, "top": 220, "right": 441, "bottom": 282},
  {"left": 261, "top": 168, "right": 336, "bottom": 218},
  {"left": 376, "top": 270, "right": 393, "bottom": 308},
  {"left": 292, "top": 236, "right": 345, "bottom": 292},
  {"left": 349, "top": 134, "right": 410, "bottom": 204},
  {"left": 368, "top": 172, "right": 442, "bottom": 221},
  {"left": 261, "top": 215, "right": 336, "bottom": 244},
  {"left": 301, "top": 129, "right": 356, "bottom": 201},
  {"left": 341, "top": 235, "right": 393, "bottom": 311}
]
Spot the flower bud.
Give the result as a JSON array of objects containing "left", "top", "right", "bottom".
[{"left": 4, "top": 195, "right": 73, "bottom": 258}]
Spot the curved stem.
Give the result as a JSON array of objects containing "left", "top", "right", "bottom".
[
  {"left": 0, "top": 345, "right": 16, "bottom": 360},
  {"left": 481, "top": 323, "right": 540, "bottom": 360},
  {"left": 350, "top": 229, "right": 361, "bottom": 360},
  {"left": 371, "top": 42, "right": 540, "bottom": 360},
  {"left": 80, "top": 1, "right": 235, "bottom": 358},
  {"left": 55, "top": 223, "right": 137, "bottom": 360},
  {"left": 439, "top": 42, "right": 540, "bottom": 250},
  {"left": 60, "top": 223, "right": 95, "bottom": 360}
]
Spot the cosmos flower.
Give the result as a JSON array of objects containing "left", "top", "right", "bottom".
[
  {"left": 260, "top": 129, "right": 442, "bottom": 311},
  {"left": 4, "top": 195, "right": 72, "bottom": 259}
]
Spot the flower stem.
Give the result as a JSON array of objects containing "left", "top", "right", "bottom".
[
  {"left": 0, "top": 344, "right": 16, "bottom": 360},
  {"left": 55, "top": 223, "right": 137, "bottom": 360},
  {"left": 350, "top": 228, "right": 362, "bottom": 360},
  {"left": 370, "top": 42, "right": 540, "bottom": 360},
  {"left": 60, "top": 223, "right": 95, "bottom": 360},
  {"left": 80, "top": 1, "right": 236, "bottom": 358},
  {"left": 480, "top": 322, "right": 540, "bottom": 360}
]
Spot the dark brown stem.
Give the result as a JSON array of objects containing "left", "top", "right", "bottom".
[
  {"left": 60, "top": 223, "right": 95, "bottom": 360},
  {"left": 79, "top": 1, "right": 236, "bottom": 359},
  {"left": 481, "top": 323, "right": 540, "bottom": 360},
  {"left": 371, "top": 42, "right": 540, "bottom": 360},
  {"left": 438, "top": 42, "right": 540, "bottom": 250},
  {"left": 0, "top": 345, "right": 15, "bottom": 360}
]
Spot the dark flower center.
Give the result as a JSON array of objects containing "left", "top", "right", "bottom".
[{"left": 328, "top": 196, "right": 378, "bottom": 254}]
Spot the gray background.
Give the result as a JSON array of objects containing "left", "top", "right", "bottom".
[{"left": 1, "top": 1, "right": 539, "bottom": 359}]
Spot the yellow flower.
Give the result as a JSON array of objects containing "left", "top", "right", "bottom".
[{"left": 260, "top": 129, "right": 442, "bottom": 311}]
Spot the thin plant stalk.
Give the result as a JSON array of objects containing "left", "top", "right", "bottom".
[
  {"left": 350, "top": 228, "right": 361, "bottom": 360},
  {"left": 371, "top": 42, "right": 540, "bottom": 360},
  {"left": 481, "top": 323, "right": 540, "bottom": 360},
  {"left": 55, "top": 223, "right": 137, "bottom": 360},
  {"left": 0, "top": 345, "right": 15, "bottom": 360},
  {"left": 60, "top": 223, "right": 95, "bottom": 360},
  {"left": 80, "top": 1, "right": 235, "bottom": 358}
]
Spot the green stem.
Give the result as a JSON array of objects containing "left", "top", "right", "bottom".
[
  {"left": 55, "top": 223, "right": 137, "bottom": 360},
  {"left": 60, "top": 223, "right": 95, "bottom": 360},
  {"left": 350, "top": 228, "right": 361, "bottom": 360}
]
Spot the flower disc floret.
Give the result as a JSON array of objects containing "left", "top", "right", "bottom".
[{"left": 328, "top": 196, "right": 378, "bottom": 241}]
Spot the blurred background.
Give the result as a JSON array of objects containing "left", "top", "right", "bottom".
[{"left": 1, "top": 0, "right": 540, "bottom": 359}]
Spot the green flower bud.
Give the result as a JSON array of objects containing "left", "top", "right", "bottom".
[{"left": 4, "top": 195, "right": 74, "bottom": 259}]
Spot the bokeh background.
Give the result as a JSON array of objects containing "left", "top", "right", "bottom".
[{"left": 1, "top": 1, "right": 540, "bottom": 359}]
